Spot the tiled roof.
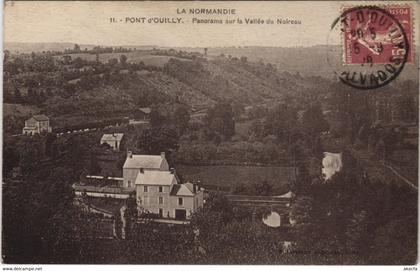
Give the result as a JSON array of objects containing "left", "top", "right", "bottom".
[
  {"left": 123, "top": 155, "right": 163, "bottom": 169},
  {"left": 170, "top": 182, "right": 195, "bottom": 196},
  {"left": 135, "top": 170, "right": 176, "bottom": 186},
  {"left": 32, "top": 114, "right": 49, "bottom": 121},
  {"left": 177, "top": 183, "right": 195, "bottom": 196},
  {"left": 101, "top": 133, "right": 124, "bottom": 141},
  {"left": 139, "top": 107, "right": 151, "bottom": 114}
]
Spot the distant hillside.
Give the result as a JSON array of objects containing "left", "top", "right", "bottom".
[
  {"left": 5, "top": 42, "right": 95, "bottom": 53},
  {"left": 182, "top": 45, "right": 419, "bottom": 81},
  {"left": 4, "top": 42, "right": 156, "bottom": 54},
  {"left": 4, "top": 43, "right": 419, "bottom": 137},
  {"left": 3, "top": 48, "right": 336, "bottom": 134},
  {"left": 5, "top": 42, "right": 418, "bottom": 81}
]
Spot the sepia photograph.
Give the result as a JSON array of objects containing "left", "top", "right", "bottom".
[{"left": 1, "top": 0, "right": 419, "bottom": 267}]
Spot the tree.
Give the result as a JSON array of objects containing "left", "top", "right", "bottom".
[
  {"left": 149, "top": 108, "right": 166, "bottom": 127},
  {"left": 18, "top": 138, "right": 43, "bottom": 176},
  {"left": 290, "top": 196, "right": 313, "bottom": 226},
  {"left": 206, "top": 101, "right": 235, "bottom": 140},
  {"left": 173, "top": 105, "right": 190, "bottom": 134},
  {"left": 45, "top": 133, "right": 57, "bottom": 157},
  {"left": 3, "top": 146, "right": 19, "bottom": 175},
  {"left": 301, "top": 103, "right": 329, "bottom": 156},
  {"left": 119, "top": 54, "right": 128, "bottom": 65},
  {"left": 64, "top": 135, "right": 90, "bottom": 173},
  {"left": 108, "top": 58, "right": 118, "bottom": 66},
  {"left": 252, "top": 180, "right": 273, "bottom": 196},
  {"left": 14, "top": 88, "right": 23, "bottom": 103},
  {"left": 263, "top": 103, "right": 297, "bottom": 143},
  {"left": 137, "top": 127, "right": 179, "bottom": 163},
  {"left": 124, "top": 193, "right": 138, "bottom": 240},
  {"left": 87, "top": 152, "right": 101, "bottom": 175},
  {"left": 345, "top": 210, "right": 368, "bottom": 256},
  {"left": 301, "top": 103, "right": 329, "bottom": 138},
  {"left": 74, "top": 44, "right": 81, "bottom": 52}
]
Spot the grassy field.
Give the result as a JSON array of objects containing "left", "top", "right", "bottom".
[
  {"left": 3, "top": 103, "right": 40, "bottom": 118},
  {"left": 176, "top": 165, "right": 296, "bottom": 193}
]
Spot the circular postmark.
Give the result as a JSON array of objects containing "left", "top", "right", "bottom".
[{"left": 327, "top": 6, "right": 410, "bottom": 89}]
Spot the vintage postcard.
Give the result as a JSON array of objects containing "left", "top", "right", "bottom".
[{"left": 2, "top": 0, "right": 419, "bottom": 267}]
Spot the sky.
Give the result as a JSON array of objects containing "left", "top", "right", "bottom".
[{"left": 4, "top": 1, "right": 418, "bottom": 48}]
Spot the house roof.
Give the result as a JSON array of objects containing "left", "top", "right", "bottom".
[
  {"left": 123, "top": 155, "right": 164, "bottom": 169},
  {"left": 170, "top": 182, "right": 195, "bottom": 196},
  {"left": 275, "top": 191, "right": 294, "bottom": 199},
  {"left": 139, "top": 107, "right": 151, "bottom": 114},
  {"left": 135, "top": 170, "right": 177, "bottom": 186},
  {"left": 31, "top": 114, "right": 49, "bottom": 121},
  {"left": 101, "top": 133, "right": 124, "bottom": 142}
]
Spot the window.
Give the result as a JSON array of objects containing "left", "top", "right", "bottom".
[
  {"left": 178, "top": 197, "right": 183, "bottom": 206},
  {"left": 144, "top": 185, "right": 148, "bottom": 192},
  {"left": 159, "top": 186, "right": 163, "bottom": 193},
  {"left": 127, "top": 180, "right": 132, "bottom": 188},
  {"left": 158, "top": 196, "right": 164, "bottom": 205}
]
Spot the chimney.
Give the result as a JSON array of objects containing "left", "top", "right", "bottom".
[
  {"left": 193, "top": 183, "right": 197, "bottom": 193},
  {"left": 140, "top": 168, "right": 144, "bottom": 174},
  {"left": 170, "top": 168, "right": 175, "bottom": 175},
  {"left": 161, "top": 152, "right": 165, "bottom": 159},
  {"left": 127, "top": 151, "right": 133, "bottom": 158},
  {"left": 197, "top": 181, "right": 201, "bottom": 191}
]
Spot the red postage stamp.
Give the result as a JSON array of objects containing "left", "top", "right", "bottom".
[{"left": 342, "top": 5, "right": 413, "bottom": 65}]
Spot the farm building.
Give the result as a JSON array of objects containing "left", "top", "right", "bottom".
[
  {"left": 133, "top": 107, "right": 151, "bottom": 121},
  {"left": 100, "top": 133, "right": 125, "bottom": 151},
  {"left": 22, "top": 114, "right": 52, "bottom": 135}
]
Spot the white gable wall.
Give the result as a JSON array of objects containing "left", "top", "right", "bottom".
[
  {"left": 160, "top": 159, "right": 170, "bottom": 171},
  {"left": 136, "top": 177, "right": 176, "bottom": 217}
]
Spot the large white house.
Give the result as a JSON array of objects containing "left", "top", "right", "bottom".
[
  {"left": 75, "top": 151, "right": 204, "bottom": 220},
  {"left": 123, "top": 151, "right": 203, "bottom": 220}
]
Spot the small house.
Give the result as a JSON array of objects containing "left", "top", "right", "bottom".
[
  {"left": 22, "top": 114, "right": 52, "bottom": 135},
  {"left": 133, "top": 107, "right": 151, "bottom": 121},
  {"left": 100, "top": 133, "right": 124, "bottom": 151}
]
